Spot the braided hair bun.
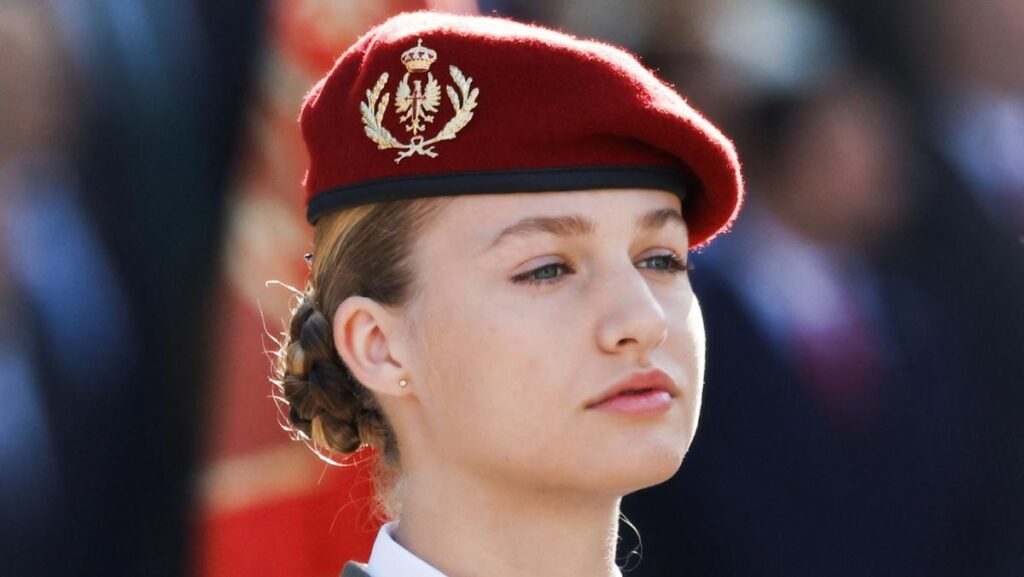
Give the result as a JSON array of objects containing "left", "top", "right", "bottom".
[
  {"left": 279, "top": 296, "right": 391, "bottom": 456},
  {"left": 271, "top": 198, "right": 448, "bottom": 479}
]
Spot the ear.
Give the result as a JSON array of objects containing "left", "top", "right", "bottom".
[{"left": 332, "top": 295, "right": 412, "bottom": 398}]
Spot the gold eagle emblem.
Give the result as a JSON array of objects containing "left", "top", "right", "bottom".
[
  {"left": 395, "top": 71, "right": 441, "bottom": 135},
  {"left": 360, "top": 39, "right": 479, "bottom": 163}
]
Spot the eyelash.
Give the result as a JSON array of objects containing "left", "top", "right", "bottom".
[{"left": 512, "top": 252, "right": 694, "bottom": 286}]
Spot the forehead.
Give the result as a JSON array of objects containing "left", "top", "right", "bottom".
[{"left": 423, "top": 188, "right": 684, "bottom": 245}]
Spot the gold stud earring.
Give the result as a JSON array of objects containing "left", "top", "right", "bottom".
[{"left": 399, "top": 378, "right": 408, "bottom": 388}]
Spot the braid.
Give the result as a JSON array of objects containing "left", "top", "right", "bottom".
[
  {"left": 269, "top": 198, "right": 448, "bottom": 520},
  {"left": 279, "top": 294, "right": 391, "bottom": 456}
]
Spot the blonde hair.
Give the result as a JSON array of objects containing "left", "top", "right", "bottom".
[{"left": 273, "top": 197, "right": 449, "bottom": 519}]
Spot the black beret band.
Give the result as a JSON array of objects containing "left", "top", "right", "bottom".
[{"left": 306, "top": 165, "right": 690, "bottom": 225}]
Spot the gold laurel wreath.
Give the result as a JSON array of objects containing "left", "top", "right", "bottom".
[{"left": 360, "top": 65, "right": 479, "bottom": 163}]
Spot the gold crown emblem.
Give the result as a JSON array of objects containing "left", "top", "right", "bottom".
[{"left": 400, "top": 39, "right": 437, "bottom": 73}]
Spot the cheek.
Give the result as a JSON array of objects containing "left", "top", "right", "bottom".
[
  {"left": 688, "top": 295, "right": 706, "bottom": 379},
  {"left": 415, "top": 284, "right": 578, "bottom": 453},
  {"left": 685, "top": 295, "right": 706, "bottom": 422},
  {"left": 662, "top": 282, "right": 706, "bottom": 388},
  {"left": 652, "top": 286, "right": 706, "bottom": 448}
]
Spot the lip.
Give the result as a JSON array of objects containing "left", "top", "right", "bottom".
[{"left": 585, "top": 368, "right": 679, "bottom": 413}]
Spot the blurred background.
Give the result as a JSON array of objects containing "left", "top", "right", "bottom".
[{"left": 0, "top": 0, "right": 1021, "bottom": 576}]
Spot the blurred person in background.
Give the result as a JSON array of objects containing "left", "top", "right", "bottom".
[
  {"left": 898, "top": 1, "right": 1024, "bottom": 572},
  {"left": 1, "top": 0, "right": 263, "bottom": 575},
  {"left": 901, "top": 0, "right": 1024, "bottom": 416},
  {"left": 0, "top": 3, "right": 133, "bottom": 574},
  {"left": 622, "top": 1, "right": 1023, "bottom": 575},
  {"left": 916, "top": 0, "right": 1024, "bottom": 243},
  {"left": 825, "top": 6, "right": 1024, "bottom": 573}
]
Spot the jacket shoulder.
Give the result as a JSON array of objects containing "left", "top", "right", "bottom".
[{"left": 340, "top": 561, "right": 371, "bottom": 577}]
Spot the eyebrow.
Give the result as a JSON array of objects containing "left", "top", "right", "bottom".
[{"left": 486, "top": 207, "right": 686, "bottom": 251}]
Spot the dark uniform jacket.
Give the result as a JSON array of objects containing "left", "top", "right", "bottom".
[{"left": 340, "top": 561, "right": 372, "bottom": 577}]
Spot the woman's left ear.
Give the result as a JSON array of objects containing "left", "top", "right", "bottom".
[{"left": 331, "top": 295, "right": 413, "bottom": 398}]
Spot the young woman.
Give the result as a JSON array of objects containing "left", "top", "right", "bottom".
[{"left": 274, "top": 11, "right": 743, "bottom": 577}]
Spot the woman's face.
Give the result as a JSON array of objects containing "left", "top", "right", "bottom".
[{"left": 395, "top": 188, "right": 704, "bottom": 498}]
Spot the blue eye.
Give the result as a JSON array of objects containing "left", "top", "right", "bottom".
[
  {"left": 639, "top": 252, "right": 693, "bottom": 274},
  {"left": 512, "top": 253, "right": 692, "bottom": 287},
  {"left": 513, "top": 263, "right": 573, "bottom": 286}
]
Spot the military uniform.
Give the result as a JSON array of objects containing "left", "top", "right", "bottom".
[{"left": 297, "top": 10, "right": 744, "bottom": 577}]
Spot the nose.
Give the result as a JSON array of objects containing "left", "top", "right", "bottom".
[{"left": 594, "top": 264, "right": 669, "bottom": 357}]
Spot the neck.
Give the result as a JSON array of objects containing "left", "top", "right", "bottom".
[{"left": 392, "top": 465, "right": 624, "bottom": 577}]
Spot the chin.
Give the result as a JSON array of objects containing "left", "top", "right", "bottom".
[
  {"left": 632, "top": 441, "right": 690, "bottom": 489},
  {"left": 592, "top": 434, "right": 693, "bottom": 496}
]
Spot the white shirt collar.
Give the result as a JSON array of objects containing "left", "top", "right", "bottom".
[
  {"left": 366, "top": 521, "right": 448, "bottom": 577},
  {"left": 364, "top": 520, "right": 626, "bottom": 577}
]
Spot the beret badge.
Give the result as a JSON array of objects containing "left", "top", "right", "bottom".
[{"left": 359, "top": 39, "right": 480, "bottom": 164}]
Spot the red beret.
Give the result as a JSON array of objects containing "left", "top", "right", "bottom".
[{"left": 300, "top": 11, "right": 743, "bottom": 248}]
